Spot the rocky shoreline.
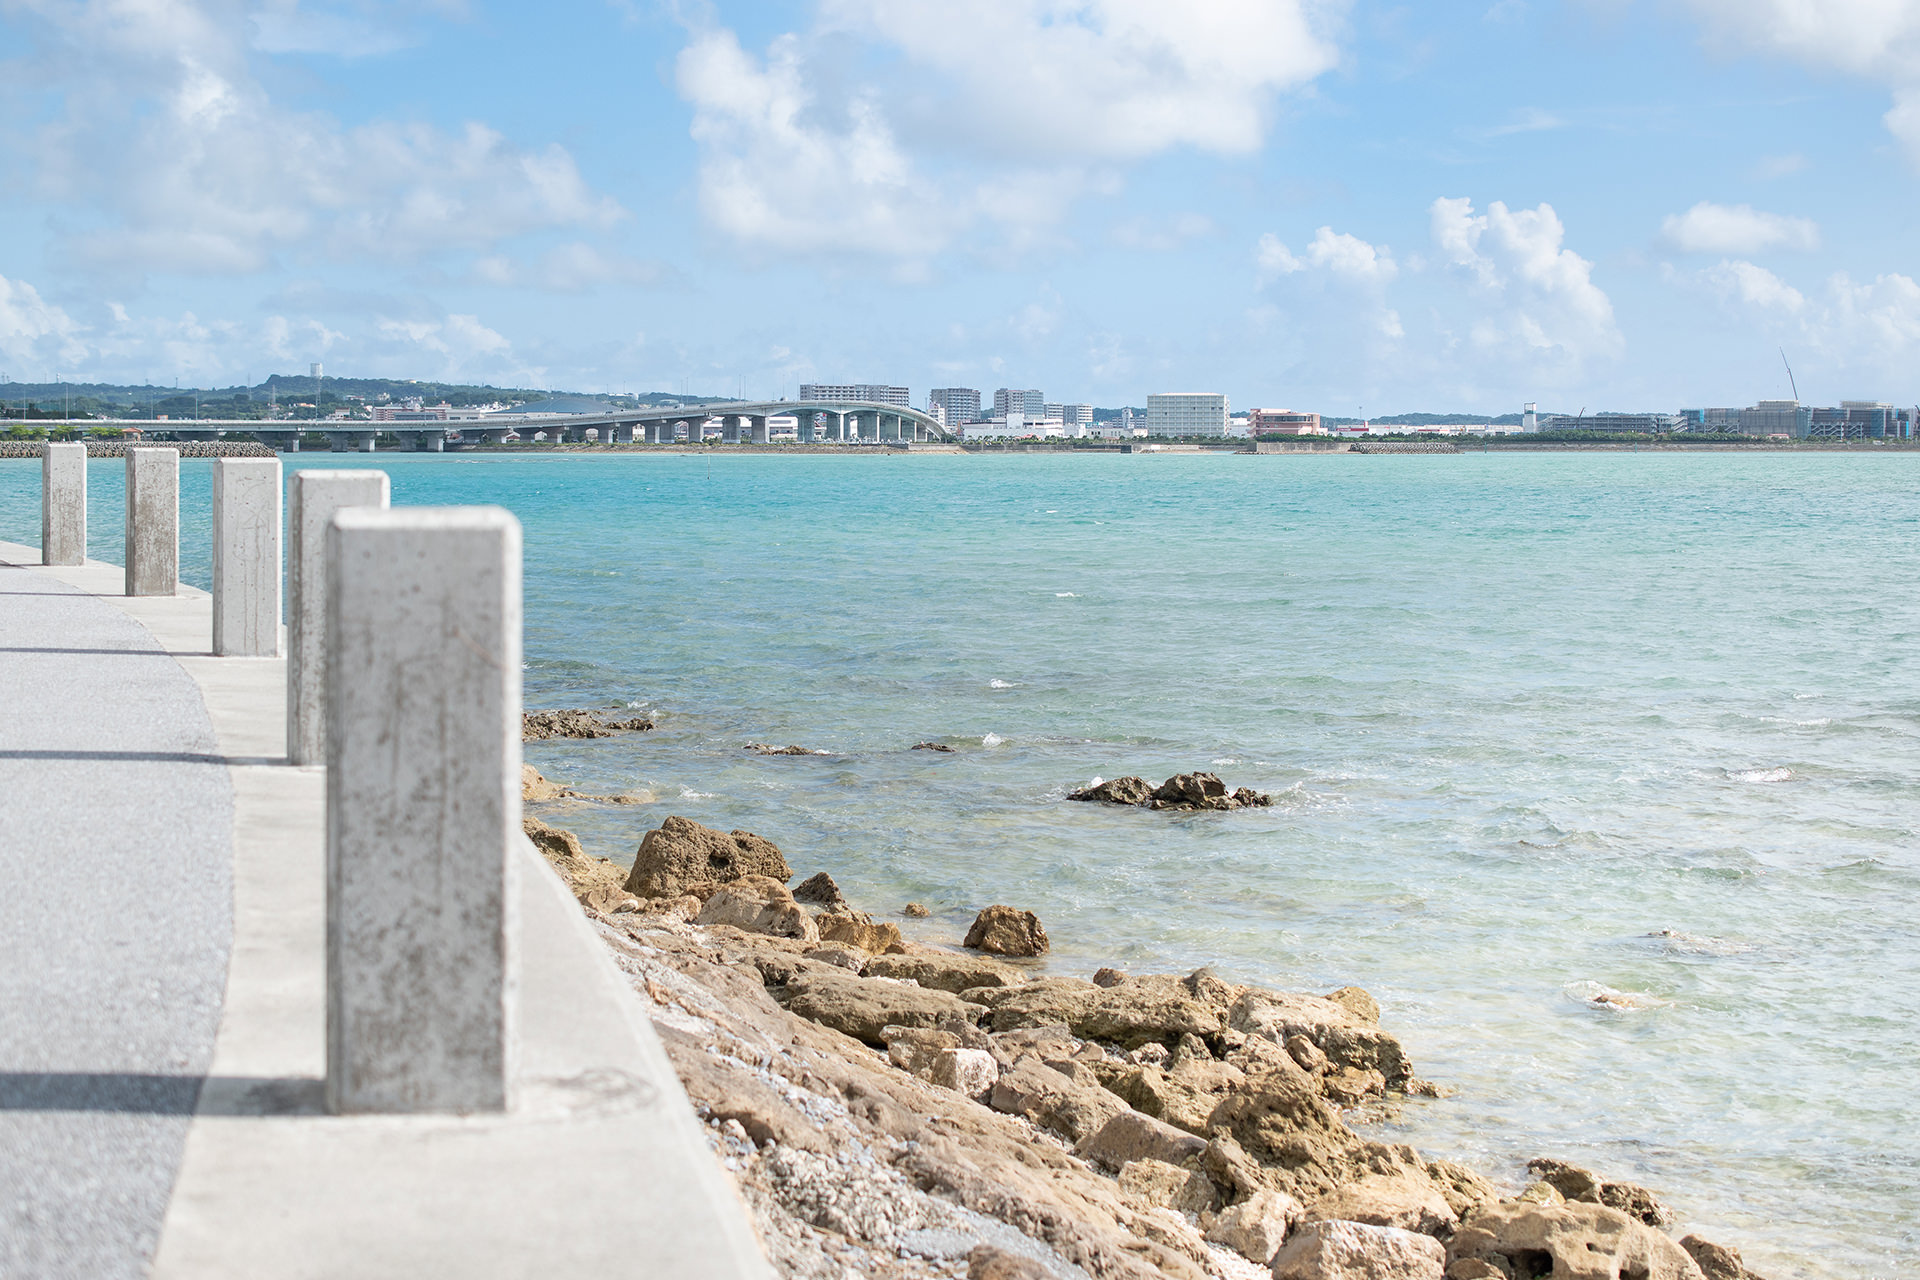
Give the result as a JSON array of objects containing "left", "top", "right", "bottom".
[{"left": 522, "top": 759, "right": 1769, "bottom": 1280}]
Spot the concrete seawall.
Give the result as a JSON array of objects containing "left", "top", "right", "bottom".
[{"left": 0, "top": 536, "right": 767, "bottom": 1278}]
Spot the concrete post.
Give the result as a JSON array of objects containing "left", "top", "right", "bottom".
[
  {"left": 41, "top": 442, "right": 86, "bottom": 566},
  {"left": 751, "top": 415, "right": 770, "bottom": 444},
  {"left": 357, "top": 432, "right": 376, "bottom": 453},
  {"left": 287, "top": 470, "right": 390, "bottom": 766},
  {"left": 211, "top": 458, "right": 283, "bottom": 657},
  {"left": 325, "top": 505, "right": 521, "bottom": 1115},
  {"left": 124, "top": 447, "right": 179, "bottom": 597}
]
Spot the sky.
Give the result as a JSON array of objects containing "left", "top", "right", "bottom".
[{"left": 2, "top": 0, "right": 1920, "bottom": 415}]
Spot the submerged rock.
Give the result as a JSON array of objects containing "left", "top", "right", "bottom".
[
  {"left": 623, "top": 815, "right": 792, "bottom": 900},
  {"left": 1068, "top": 772, "right": 1273, "bottom": 811},
  {"left": 964, "top": 905, "right": 1050, "bottom": 957},
  {"left": 744, "top": 742, "right": 830, "bottom": 756},
  {"left": 522, "top": 708, "right": 653, "bottom": 740},
  {"left": 903, "top": 901, "right": 932, "bottom": 918},
  {"left": 1679, "top": 1234, "right": 1770, "bottom": 1280},
  {"left": 912, "top": 741, "right": 956, "bottom": 753}
]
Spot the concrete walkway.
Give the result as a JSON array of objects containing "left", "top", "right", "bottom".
[
  {"left": 0, "top": 556, "right": 233, "bottom": 1280},
  {"left": 0, "top": 538, "right": 768, "bottom": 1279}
]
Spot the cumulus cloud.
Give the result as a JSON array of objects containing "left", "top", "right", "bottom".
[
  {"left": 1661, "top": 202, "right": 1819, "bottom": 254},
  {"left": 1429, "top": 195, "right": 1619, "bottom": 366},
  {"left": 470, "top": 243, "right": 668, "bottom": 292},
  {"left": 1693, "top": 259, "right": 1920, "bottom": 374},
  {"left": 1113, "top": 213, "right": 1216, "bottom": 251},
  {"left": 0, "top": 275, "right": 87, "bottom": 371},
  {"left": 1257, "top": 227, "right": 1397, "bottom": 284},
  {"left": 1701, "top": 259, "right": 1808, "bottom": 311},
  {"left": 7, "top": 0, "right": 622, "bottom": 275},
  {"left": 676, "top": 1, "right": 1340, "bottom": 258},
  {"left": 1680, "top": 0, "right": 1920, "bottom": 162}
]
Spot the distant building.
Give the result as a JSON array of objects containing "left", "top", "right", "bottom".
[
  {"left": 372, "top": 402, "right": 451, "bottom": 422},
  {"left": 962, "top": 412, "right": 1067, "bottom": 439},
  {"left": 801, "top": 383, "right": 910, "bottom": 407},
  {"left": 1147, "top": 393, "right": 1229, "bottom": 437},
  {"left": 1250, "top": 408, "right": 1325, "bottom": 436},
  {"left": 1539, "top": 411, "right": 1678, "bottom": 434},
  {"left": 1045, "top": 402, "right": 1094, "bottom": 424},
  {"left": 929, "top": 387, "right": 981, "bottom": 426},
  {"left": 1736, "top": 400, "right": 1810, "bottom": 437},
  {"left": 993, "top": 388, "right": 1045, "bottom": 418}
]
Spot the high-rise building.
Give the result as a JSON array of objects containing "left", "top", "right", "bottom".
[
  {"left": 929, "top": 388, "right": 981, "bottom": 426},
  {"left": 1045, "top": 403, "right": 1093, "bottom": 424},
  {"left": 800, "top": 383, "right": 910, "bottom": 407},
  {"left": 993, "top": 388, "right": 1045, "bottom": 418},
  {"left": 1146, "top": 393, "right": 1229, "bottom": 437}
]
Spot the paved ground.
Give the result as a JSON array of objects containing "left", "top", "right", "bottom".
[{"left": 0, "top": 558, "right": 233, "bottom": 1280}]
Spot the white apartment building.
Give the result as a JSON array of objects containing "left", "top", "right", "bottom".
[
  {"left": 929, "top": 387, "right": 981, "bottom": 426},
  {"left": 1045, "top": 403, "right": 1094, "bottom": 424},
  {"left": 800, "top": 383, "right": 910, "bottom": 407},
  {"left": 961, "top": 412, "right": 1067, "bottom": 439},
  {"left": 1146, "top": 393, "right": 1229, "bottom": 437},
  {"left": 993, "top": 388, "right": 1045, "bottom": 418}
]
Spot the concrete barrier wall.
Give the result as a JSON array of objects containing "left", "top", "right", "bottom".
[
  {"left": 286, "top": 471, "right": 390, "bottom": 766},
  {"left": 41, "top": 442, "right": 86, "bottom": 566},
  {"left": 211, "top": 458, "right": 283, "bottom": 657},
  {"left": 325, "top": 506, "right": 521, "bottom": 1114},
  {"left": 125, "top": 447, "right": 179, "bottom": 597}
]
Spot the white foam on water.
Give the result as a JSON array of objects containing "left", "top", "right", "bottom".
[
  {"left": 988, "top": 679, "right": 1017, "bottom": 689},
  {"left": 1648, "top": 929, "right": 1756, "bottom": 956},
  {"left": 1729, "top": 766, "right": 1793, "bottom": 783},
  {"left": 1211, "top": 758, "right": 1239, "bottom": 765},
  {"left": 1564, "top": 980, "right": 1667, "bottom": 1011},
  {"left": 1055, "top": 592, "right": 1078, "bottom": 598},
  {"left": 677, "top": 787, "right": 715, "bottom": 799},
  {"left": 981, "top": 733, "right": 1004, "bottom": 747}
]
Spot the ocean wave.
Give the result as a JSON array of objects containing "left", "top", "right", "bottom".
[
  {"left": 678, "top": 787, "right": 715, "bottom": 800},
  {"left": 1729, "top": 766, "right": 1793, "bottom": 783},
  {"left": 1564, "top": 980, "right": 1667, "bottom": 1011},
  {"left": 1055, "top": 592, "right": 1079, "bottom": 598},
  {"left": 1211, "top": 758, "right": 1239, "bottom": 765},
  {"left": 981, "top": 733, "right": 1005, "bottom": 747},
  {"left": 1647, "top": 929, "right": 1755, "bottom": 956},
  {"left": 988, "top": 679, "right": 1017, "bottom": 689}
]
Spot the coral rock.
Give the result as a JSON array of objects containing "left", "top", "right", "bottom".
[
  {"left": 623, "top": 815, "right": 792, "bottom": 899},
  {"left": 965, "top": 905, "right": 1050, "bottom": 957},
  {"left": 1272, "top": 1220, "right": 1445, "bottom": 1280}
]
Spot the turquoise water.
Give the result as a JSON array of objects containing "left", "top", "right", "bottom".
[{"left": 4, "top": 450, "right": 1916, "bottom": 1277}]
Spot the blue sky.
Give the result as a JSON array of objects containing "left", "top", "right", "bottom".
[{"left": 2, "top": 0, "right": 1918, "bottom": 415}]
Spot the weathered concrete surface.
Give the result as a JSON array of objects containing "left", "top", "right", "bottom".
[
  {"left": 124, "top": 446, "right": 179, "bottom": 596},
  {"left": 285, "top": 469, "right": 388, "bottom": 766},
  {"left": 1, "top": 536, "right": 768, "bottom": 1279},
  {"left": 40, "top": 442, "right": 86, "bottom": 565},
  {"left": 211, "top": 458, "right": 282, "bottom": 657},
  {"left": 0, "top": 542, "right": 232, "bottom": 1280},
  {"left": 326, "top": 507, "right": 522, "bottom": 1114}
]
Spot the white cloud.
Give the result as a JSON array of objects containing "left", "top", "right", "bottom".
[
  {"left": 1680, "top": 0, "right": 1920, "bottom": 161},
  {"left": 0, "top": 275, "right": 87, "bottom": 372},
  {"left": 676, "top": 1, "right": 1341, "bottom": 258},
  {"left": 1754, "top": 152, "right": 1807, "bottom": 179},
  {"left": 1256, "top": 227, "right": 1397, "bottom": 284},
  {"left": 1660, "top": 202, "right": 1819, "bottom": 254},
  {"left": 1430, "top": 195, "right": 1620, "bottom": 366},
  {"left": 1702, "top": 259, "right": 1807, "bottom": 311},
  {"left": 8, "top": 0, "right": 622, "bottom": 275},
  {"left": 1113, "top": 213, "right": 1216, "bottom": 251},
  {"left": 1483, "top": 107, "right": 1565, "bottom": 137},
  {"left": 470, "top": 243, "right": 667, "bottom": 292}
]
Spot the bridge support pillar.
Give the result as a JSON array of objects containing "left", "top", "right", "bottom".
[
  {"left": 212, "top": 457, "right": 282, "bottom": 657},
  {"left": 751, "top": 415, "right": 769, "bottom": 444},
  {"left": 41, "top": 442, "right": 86, "bottom": 567},
  {"left": 125, "top": 447, "right": 179, "bottom": 597},
  {"left": 325, "top": 505, "right": 521, "bottom": 1115},
  {"left": 281, "top": 433, "right": 302, "bottom": 452},
  {"left": 357, "top": 432, "right": 377, "bottom": 453},
  {"left": 722, "top": 417, "right": 741, "bottom": 444},
  {"left": 880, "top": 414, "right": 899, "bottom": 441},
  {"left": 288, "top": 469, "right": 391, "bottom": 766}
]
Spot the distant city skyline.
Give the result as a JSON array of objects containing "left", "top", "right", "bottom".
[{"left": 3, "top": 2, "right": 1919, "bottom": 413}]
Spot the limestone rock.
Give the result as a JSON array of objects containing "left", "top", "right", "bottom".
[
  {"left": 817, "top": 913, "right": 904, "bottom": 954},
  {"left": 1205, "top": 1189, "right": 1301, "bottom": 1265},
  {"left": 1287, "top": 1034, "right": 1331, "bottom": 1074},
  {"left": 930, "top": 1047, "right": 998, "bottom": 1098},
  {"left": 803, "top": 943, "right": 869, "bottom": 972},
  {"left": 522, "top": 708, "right": 617, "bottom": 739},
  {"left": 745, "top": 742, "right": 828, "bottom": 755},
  {"left": 778, "top": 969, "right": 988, "bottom": 1046},
  {"left": 1326, "top": 987, "right": 1380, "bottom": 1025},
  {"left": 1231, "top": 988, "right": 1414, "bottom": 1093},
  {"left": 1448, "top": 1202, "right": 1707, "bottom": 1280},
  {"left": 965, "top": 905, "right": 1050, "bottom": 956},
  {"left": 1202, "top": 1076, "right": 1440, "bottom": 1205},
  {"left": 1679, "top": 1234, "right": 1767, "bottom": 1280},
  {"left": 864, "top": 952, "right": 1028, "bottom": 994},
  {"left": 695, "top": 876, "right": 819, "bottom": 944},
  {"left": 1518, "top": 1181, "right": 1566, "bottom": 1207},
  {"left": 903, "top": 901, "right": 932, "bottom": 917},
  {"left": 1526, "top": 1158, "right": 1676, "bottom": 1230},
  {"left": 1099, "top": 1063, "right": 1224, "bottom": 1135},
  {"left": 523, "top": 816, "right": 635, "bottom": 913},
  {"left": 1231, "top": 787, "right": 1274, "bottom": 808},
  {"left": 884, "top": 1026, "right": 962, "bottom": 1074},
  {"left": 1202, "top": 1132, "right": 1273, "bottom": 1202},
  {"left": 1119, "top": 1158, "right": 1218, "bottom": 1216},
  {"left": 1075, "top": 1109, "right": 1208, "bottom": 1172},
  {"left": 792, "top": 871, "right": 850, "bottom": 911},
  {"left": 988, "top": 1055, "right": 1128, "bottom": 1143},
  {"left": 1271, "top": 1220, "right": 1445, "bottom": 1280},
  {"left": 521, "top": 764, "right": 564, "bottom": 801},
  {"left": 1444, "top": 1262, "right": 1505, "bottom": 1279},
  {"left": 912, "top": 741, "right": 956, "bottom": 753},
  {"left": 1092, "top": 967, "right": 1128, "bottom": 988},
  {"left": 1067, "top": 776, "right": 1154, "bottom": 805},
  {"left": 967, "top": 1245, "right": 1052, "bottom": 1280},
  {"left": 1304, "top": 1171, "right": 1459, "bottom": 1237},
  {"left": 623, "top": 815, "right": 792, "bottom": 899},
  {"left": 1425, "top": 1160, "right": 1499, "bottom": 1220},
  {"left": 990, "top": 972, "right": 1224, "bottom": 1048}
]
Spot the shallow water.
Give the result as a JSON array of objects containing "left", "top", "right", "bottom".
[{"left": 5, "top": 449, "right": 1916, "bottom": 1277}]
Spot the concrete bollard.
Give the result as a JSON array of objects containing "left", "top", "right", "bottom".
[
  {"left": 211, "top": 458, "right": 283, "bottom": 657},
  {"left": 124, "top": 447, "right": 179, "bottom": 596},
  {"left": 286, "top": 470, "right": 390, "bottom": 766},
  {"left": 324, "top": 506, "right": 521, "bottom": 1115},
  {"left": 41, "top": 442, "right": 87, "bottom": 566}
]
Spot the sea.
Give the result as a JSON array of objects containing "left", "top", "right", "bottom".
[{"left": 4, "top": 448, "right": 1915, "bottom": 1278}]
